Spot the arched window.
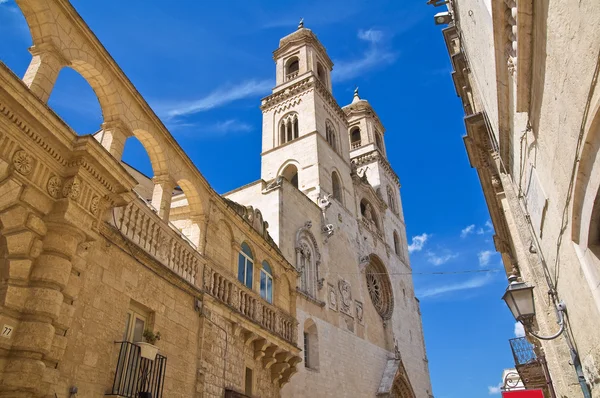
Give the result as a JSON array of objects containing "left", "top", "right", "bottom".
[
  {"left": 332, "top": 172, "right": 342, "bottom": 203},
  {"left": 365, "top": 256, "right": 394, "bottom": 320},
  {"left": 326, "top": 120, "right": 337, "bottom": 152},
  {"left": 316, "top": 62, "right": 327, "bottom": 85},
  {"left": 279, "top": 113, "right": 299, "bottom": 145},
  {"left": 238, "top": 242, "right": 254, "bottom": 288},
  {"left": 350, "top": 127, "right": 361, "bottom": 149},
  {"left": 387, "top": 186, "right": 398, "bottom": 215},
  {"left": 260, "top": 261, "right": 273, "bottom": 303},
  {"left": 296, "top": 223, "right": 321, "bottom": 298},
  {"left": 360, "top": 199, "right": 380, "bottom": 231},
  {"left": 303, "top": 319, "right": 320, "bottom": 369},
  {"left": 375, "top": 131, "right": 384, "bottom": 153},
  {"left": 286, "top": 57, "right": 299, "bottom": 81},
  {"left": 393, "top": 231, "right": 401, "bottom": 257},
  {"left": 281, "top": 164, "right": 299, "bottom": 189}
]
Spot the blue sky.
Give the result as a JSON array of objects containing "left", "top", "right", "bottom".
[{"left": 0, "top": 1, "right": 522, "bottom": 396}]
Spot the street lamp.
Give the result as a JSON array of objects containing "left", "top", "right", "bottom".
[{"left": 502, "top": 275, "right": 566, "bottom": 340}]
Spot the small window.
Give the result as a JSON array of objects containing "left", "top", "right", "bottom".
[
  {"left": 303, "top": 332, "right": 309, "bottom": 365},
  {"left": 260, "top": 261, "right": 273, "bottom": 303},
  {"left": 350, "top": 127, "right": 361, "bottom": 149},
  {"left": 326, "top": 121, "right": 337, "bottom": 152},
  {"left": 332, "top": 172, "right": 342, "bottom": 203},
  {"left": 286, "top": 57, "right": 299, "bottom": 81},
  {"left": 282, "top": 164, "right": 299, "bottom": 189},
  {"left": 245, "top": 367, "right": 253, "bottom": 396},
  {"left": 375, "top": 131, "right": 384, "bottom": 152},
  {"left": 317, "top": 62, "right": 327, "bottom": 85},
  {"left": 393, "top": 231, "right": 401, "bottom": 257},
  {"left": 303, "top": 320, "right": 319, "bottom": 369},
  {"left": 123, "top": 304, "right": 148, "bottom": 343},
  {"left": 387, "top": 186, "right": 397, "bottom": 215},
  {"left": 238, "top": 242, "right": 254, "bottom": 288}
]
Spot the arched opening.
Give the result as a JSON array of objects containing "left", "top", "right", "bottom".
[
  {"left": 121, "top": 136, "right": 155, "bottom": 200},
  {"left": 279, "top": 113, "right": 299, "bottom": 145},
  {"left": 316, "top": 62, "right": 327, "bottom": 85},
  {"left": 332, "top": 172, "right": 342, "bottom": 203},
  {"left": 286, "top": 57, "right": 299, "bottom": 80},
  {"left": 393, "top": 231, "right": 401, "bottom": 257},
  {"left": 365, "top": 255, "right": 394, "bottom": 320},
  {"left": 375, "top": 131, "right": 384, "bottom": 153},
  {"left": 303, "top": 319, "right": 320, "bottom": 369},
  {"left": 387, "top": 186, "right": 397, "bottom": 215},
  {"left": 281, "top": 164, "right": 299, "bottom": 189},
  {"left": 588, "top": 189, "right": 600, "bottom": 258},
  {"left": 350, "top": 127, "right": 361, "bottom": 149},
  {"left": 360, "top": 198, "right": 380, "bottom": 230},
  {"left": 0, "top": 6, "right": 32, "bottom": 78},
  {"left": 168, "top": 185, "right": 202, "bottom": 248},
  {"left": 48, "top": 67, "right": 103, "bottom": 135},
  {"left": 238, "top": 242, "right": 254, "bottom": 288},
  {"left": 260, "top": 261, "right": 274, "bottom": 304},
  {"left": 325, "top": 121, "right": 337, "bottom": 152}
]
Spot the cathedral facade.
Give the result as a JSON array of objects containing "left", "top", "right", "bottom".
[
  {"left": 0, "top": 1, "right": 432, "bottom": 397},
  {"left": 226, "top": 25, "right": 433, "bottom": 398}
]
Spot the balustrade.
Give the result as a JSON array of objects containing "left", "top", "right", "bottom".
[
  {"left": 203, "top": 264, "right": 297, "bottom": 345},
  {"left": 286, "top": 71, "right": 298, "bottom": 81},
  {"left": 112, "top": 198, "right": 200, "bottom": 285}
]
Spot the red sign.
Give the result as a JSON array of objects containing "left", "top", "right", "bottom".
[{"left": 502, "top": 390, "right": 544, "bottom": 398}]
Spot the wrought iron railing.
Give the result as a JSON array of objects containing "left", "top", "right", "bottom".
[
  {"left": 509, "top": 337, "right": 537, "bottom": 365},
  {"left": 107, "top": 341, "right": 167, "bottom": 398}
]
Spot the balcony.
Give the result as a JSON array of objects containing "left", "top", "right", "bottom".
[
  {"left": 286, "top": 71, "right": 298, "bottom": 81},
  {"left": 107, "top": 341, "right": 167, "bottom": 398},
  {"left": 112, "top": 198, "right": 200, "bottom": 286},
  {"left": 509, "top": 337, "right": 549, "bottom": 393},
  {"left": 351, "top": 141, "right": 362, "bottom": 150}
]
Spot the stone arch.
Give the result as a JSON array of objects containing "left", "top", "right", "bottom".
[
  {"left": 331, "top": 170, "right": 343, "bottom": 204},
  {"left": 365, "top": 254, "right": 394, "bottom": 320},
  {"left": 325, "top": 119, "right": 337, "bottom": 152},
  {"left": 278, "top": 161, "right": 300, "bottom": 189},
  {"left": 390, "top": 375, "right": 416, "bottom": 398},
  {"left": 279, "top": 112, "right": 299, "bottom": 144},
  {"left": 350, "top": 126, "right": 361, "bottom": 148},
  {"left": 286, "top": 56, "right": 299, "bottom": 78},
  {"left": 303, "top": 318, "right": 319, "bottom": 369},
  {"left": 295, "top": 222, "right": 321, "bottom": 297}
]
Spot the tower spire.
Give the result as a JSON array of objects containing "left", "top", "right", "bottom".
[
  {"left": 352, "top": 86, "right": 361, "bottom": 104},
  {"left": 298, "top": 18, "right": 304, "bottom": 29}
]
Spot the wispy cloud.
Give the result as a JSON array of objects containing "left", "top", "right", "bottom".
[
  {"left": 514, "top": 322, "right": 525, "bottom": 338},
  {"left": 460, "top": 224, "right": 475, "bottom": 238},
  {"left": 486, "top": 220, "right": 494, "bottom": 232},
  {"left": 155, "top": 79, "right": 273, "bottom": 120},
  {"left": 332, "top": 28, "right": 397, "bottom": 83},
  {"left": 0, "top": 0, "right": 11, "bottom": 4},
  {"left": 171, "top": 119, "right": 253, "bottom": 138},
  {"left": 488, "top": 383, "right": 502, "bottom": 395},
  {"left": 425, "top": 251, "right": 458, "bottom": 266},
  {"left": 478, "top": 250, "right": 494, "bottom": 267},
  {"left": 418, "top": 274, "right": 494, "bottom": 298},
  {"left": 408, "top": 233, "right": 429, "bottom": 253}
]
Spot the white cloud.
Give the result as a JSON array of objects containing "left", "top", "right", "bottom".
[
  {"left": 477, "top": 227, "right": 485, "bottom": 235},
  {"left": 408, "top": 233, "right": 429, "bottom": 253},
  {"left": 478, "top": 250, "right": 494, "bottom": 266},
  {"left": 425, "top": 251, "right": 458, "bottom": 266},
  {"left": 0, "top": 0, "right": 10, "bottom": 4},
  {"left": 357, "top": 28, "right": 383, "bottom": 44},
  {"left": 170, "top": 119, "right": 253, "bottom": 137},
  {"left": 332, "top": 29, "right": 397, "bottom": 83},
  {"left": 418, "top": 274, "right": 494, "bottom": 298},
  {"left": 460, "top": 224, "right": 475, "bottom": 238},
  {"left": 514, "top": 322, "right": 525, "bottom": 338},
  {"left": 486, "top": 220, "right": 494, "bottom": 232},
  {"left": 155, "top": 79, "right": 273, "bottom": 120},
  {"left": 488, "top": 382, "right": 503, "bottom": 395}
]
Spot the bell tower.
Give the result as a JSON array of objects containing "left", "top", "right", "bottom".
[{"left": 260, "top": 21, "right": 351, "bottom": 205}]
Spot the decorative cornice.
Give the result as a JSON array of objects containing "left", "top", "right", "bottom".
[{"left": 351, "top": 149, "right": 400, "bottom": 187}]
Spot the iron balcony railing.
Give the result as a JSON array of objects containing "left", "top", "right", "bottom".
[
  {"left": 107, "top": 341, "right": 167, "bottom": 398},
  {"left": 509, "top": 337, "right": 537, "bottom": 366}
]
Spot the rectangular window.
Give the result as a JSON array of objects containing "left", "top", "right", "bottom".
[
  {"left": 245, "top": 367, "right": 253, "bottom": 395},
  {"left": 303, "top": 332, "right": 309, "bottom": 367},
  {"left": 238, "top": 252, "right": 254, "bottom": 288}
]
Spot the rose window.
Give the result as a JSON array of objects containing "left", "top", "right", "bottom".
[{"left": 365, "top": 258, "right": 394, "bottom": 320}]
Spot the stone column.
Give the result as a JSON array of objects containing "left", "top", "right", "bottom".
[
  {"left": 151, "top": 174, "right": 175, "bottom": 220},
  {"left": 22, "top": 43, "right": 66, "bottom": 103},
  {"left": 98, "top": 120, "right": 130, "bottom": 160}
]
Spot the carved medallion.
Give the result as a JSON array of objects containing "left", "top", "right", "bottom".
[
  {"left": 355, "top": 301, "right": 364, "bottom": 323},
  {"left": 62, "top": 178, "right": 81, "bottom": 200},
  {"left": 12, "top": 150, "right": 33, "bottom": 175},
  {"left": 46, "top": 176, "right": 62, "bottom": 198},
  {"left": 90, "top": 196, "right": 100, "bottom": 215},
  {"left": 338, "top": 279, "right": 352, "bottom": 315},
  {"left": 328, "top": 284, "right": 337, "bottom": 311}
]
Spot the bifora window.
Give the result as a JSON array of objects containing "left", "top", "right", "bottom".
[
  {"left": 238, "top": 242, "right": 254, "bottom": 288},
  {"left": 260, "top": 261, "right": 273, "bottom": 303},
  {"left": 365, "top": 257, "right": 394, "bottom": 320}
]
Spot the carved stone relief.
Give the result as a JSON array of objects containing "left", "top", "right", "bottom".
[
  {"left": 328, "top": 283, "right": 337, "bottom": 311},
  {"left": 13, "top": 150, "right": 33, "bottom": 175},
  {"left": 338, "top": 279, "right": 352, "bottom": 316},
  {"left": 355, "top": 300, "right": 364, "bottom": 324}
]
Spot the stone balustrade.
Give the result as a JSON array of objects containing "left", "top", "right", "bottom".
[
  {"left": 351, "top": 141, "right": 362, "bottom": 149},
  {"left": 203, "top": 264, "right": 297, "bottom": 345},
  {"left": 286, "top": 71, "right": 298, "bottom": 81},
  {"left": 112, "top": 197, "right": 200, "bottom": 285}
]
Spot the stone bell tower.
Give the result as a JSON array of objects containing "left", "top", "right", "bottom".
[{"left": 260, "top": 20, "right": 352, "bottom": 205}]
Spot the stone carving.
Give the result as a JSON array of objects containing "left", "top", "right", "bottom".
[
  {"left": 355, "top": 301, "right": 364, "bottom": 323},
  {"left": 46, "top": 175, "right": 63, "bottom": 198},
  {"left": 338, "top": 279, "right": 352, "bottom": 315},
  {"left": 12, "top": 150, "right": 33, "bottom": 175},
  {"left": 328, "top": 284, "right": 337, "bottom": 311},
  {"left": 364, "top": 203, "right": 373, "bottom": 222},
  {"left": 365, "top": 258, "right": 394, "bottom": 320},
  {"left": 318, "top": 194, "right": 335, "bottom": 241},
  {"left": 90, "top": 196, "right": 100, "bottom": 215},
  {"left": 359, "top": 255, "right": 371, "bottom": 272},
  {"left": 62, "top": 177, "right": 81, "bottom": 200}
]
